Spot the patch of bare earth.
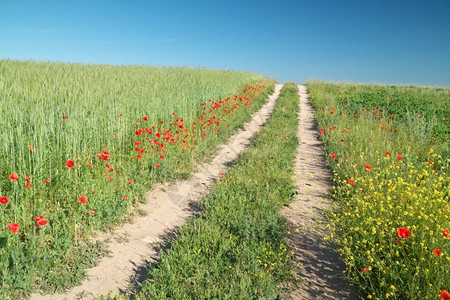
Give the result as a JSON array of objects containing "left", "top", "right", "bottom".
[
  {"left": 31, "top": 84, "right": 283, "bottom": 300},
  {"left": 281, "top": 85, "right": 359, "bottom": 299}
]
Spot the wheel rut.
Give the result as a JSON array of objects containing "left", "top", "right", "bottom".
[{"left": 281, "top": 85, "right": 359, "bottom": 299}]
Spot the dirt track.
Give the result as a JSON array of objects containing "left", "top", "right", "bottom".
[{"left": 281, "top": 85, "right": 358, "bottom": 299}]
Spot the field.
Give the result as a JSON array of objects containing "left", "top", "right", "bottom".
[
  {"left": 2, "top": 58, "right": 450, "bottom": 299},
  {"left": 307, "top": 81, "right": 449, "bottom": 299},
  {"left": 0, "top": 60, "right": 275, "bottom": 297}
]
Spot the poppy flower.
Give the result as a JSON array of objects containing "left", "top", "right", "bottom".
[
  {"left": 0, "top": 196, "right": 8, "bottom": 205},
  {"left": 25, "top": 183, "right": 31, "bottom": 189},
  {"left": 348, "top": 179, "right": 355, "bottom": 185},
  {"left": 35, "top": 216, "right": 48, "bottom": 226},
  {"left": 364, "top": 163, "right": 373, "bottom": 171},
  {"left": 66, "top": 160, "right": 75, "bottom": 168},
  {"left": 89, "top": 210, "right": 95, "bottom": 215},
  {"left": 62, "top": 115, "right": 68, "bottom": 120},
  {"left": 159, "top": 155, "right": 165, "bottom": 160},
  {"left": 127, "top": 180, "right": 132, "bottom": 184},
  {"left": 385, "top": 152, "right": 391, "bottom": 156},
  {"left": 78, "top": 195, "right": 88, "bottom": 205},
  {"left": 441, "top": 290, "right": 450, "bottom": 300},
  {"left": 330, "top": 153, "right": 336, "bottom": 159},
  {"left": 28, "top": 145, "right": 35, "bottom": 152},
  {"left": 340, "top": 139, "right": 345, "bottom": 143},
  {"left": 143, "top": 116, "right": 148, "bottom": 121},
  {"left": 8, "top": 223, "right": 20, "bottom": 234},
  {"left": 433, "top": 249, "right": 443, "bottom": 256},
  {"left": 9, "top": 173, "right": 19, "bottom": 181},
  {"left": 123, "top": 195, "right": 128, "bottom": 200},
  {"left": 397, "top": 155, "right": 403, "bottom": 160},
  {"left": 156, "top": 163, "right": 161, "bottom": 168},
  {"left": 44, "top": 179, "right": 51, "bottom": 184},
  {"left": 136, "top": 154, "right": 143, "bottom": 159},
  {"left": 397, "top": 227, "right": 411, "bottom": 239},
  {"left": 361, "top": 268, "right": 368, "bottom": 273},
  {"left": 443, "top": 229, "right": 449, "bottom": 237}
]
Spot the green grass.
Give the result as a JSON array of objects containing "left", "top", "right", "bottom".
[
  {"left": 0, "top": 59, "right": 276, "bottom": 298},
  {"left": 307, "top": 80, "right": 450, "bottom": 299},
  {"left": 113, "top": 83, "right": 300, "bottom": 299}
]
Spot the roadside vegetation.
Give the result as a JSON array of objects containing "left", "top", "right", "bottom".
[{"left": 307, "top": 80, "right": 449, "bottom": 299}]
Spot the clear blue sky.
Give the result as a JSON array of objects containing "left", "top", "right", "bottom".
[{"left": 1, "top": 0, "right": 449, "bottom": 86}]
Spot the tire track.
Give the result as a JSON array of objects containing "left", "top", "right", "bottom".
[{"left": 281, "top": 85, "right": 359, "bottom": 299}]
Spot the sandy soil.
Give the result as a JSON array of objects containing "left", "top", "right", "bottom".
[
  {"left": 281, "top": 85, "right": 359, "bottom": 299},
  {"left": 31, "top": 84, "right": 282, "bottom": 300}
]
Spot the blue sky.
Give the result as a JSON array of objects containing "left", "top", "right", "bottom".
[{"left": 1, "top": 0, "right": 449, "bottom": 86}]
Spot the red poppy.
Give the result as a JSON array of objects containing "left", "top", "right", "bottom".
[
  {"left": 348, "top": 179, "right": 355, "bottom": 185},
  {"left": 25, "top": 177, "right": 31, "bottom": 182},
  {"left": 136, "top": 154, "right": 143, "bottom": 159},
  {"left": 78, "top": 195, "right": 88, "bottom": 205},
  {"left": 156, "top": 163, "right": 161, "bottom": 168},
  {"left": 444, "top": 229, "right": 449, "bottom": 237},
  {"left": 35, "top": 216, "right": 48, "bottom": 226},
  {"left": 442, "top": 290, "right": 450, "bottom": 300},
  {"left": 44, "top": 179, "right": 51, "bottom": 184},
  {"left": 397, "top": 227, "right": 411, "bottom": 239},
  {"left": 123, "top": 195, "right": 128, "bottom": 200},
  {"left": 397, "top": 155, "right": 403, "bottom": 160},
  {"left": 28, "top": 145, "right": 35, "bottom": 152},
  {"left": 9, "top": 173, "right": 19, "bottom": 181},
  {"left": 89, "top": 210, "right": 95, "bottom": 215},
  {"left": 320, "top": 129, "right": 324, "bottom": 135},
  {"left": 97, "top": 150, "right": 110, "bottom": 161},
  {"left": 86, "top": 163, "right": 92, "bottom": 167},
  {"left": 8, "top": 223, "right": 20, "bottom": 234},
  {"left": 0, "top": 196, "right": 8, "bottom": 205},
  {"left": 361, "top": 268, "right": 368, "bottom": 273},
  {"left": 364, "top": 163, "right": 373, "bottom": 171},
  {"left": 330, "top": 153, "right": 336, "bottom": 159},
  {"left": 25, "top": 183, "right": 31, "bottom": 189},
  {"left": 159, "top": 155, "right": 165, "bottom": 160},
  {"left": 127, "top": 180, "right": 132, "bottom": 184},
  {"left": 142, "top": 116, "right": 148, "bottom": 121},
  {"left": 434, "top": 249, "right": 443, "bottom": 256},
  {"left": 340, "top": 139, "right": 345, "bottom": 143},
  {"left": 385, "top": 152, "right": 391, "bottom": 156},
  {"left": 66, "top": 160, "right": 75, "bottom": 168},
  {"left": 62, "top": 115, "right": 68, "bottom": 119}
]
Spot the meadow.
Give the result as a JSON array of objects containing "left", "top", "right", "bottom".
[
  {"left": 307, "top": 81, "right": 449, "bottom": 299},
  {"left": 0, "top": 60, "right": 275, "bottom": 297}
]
